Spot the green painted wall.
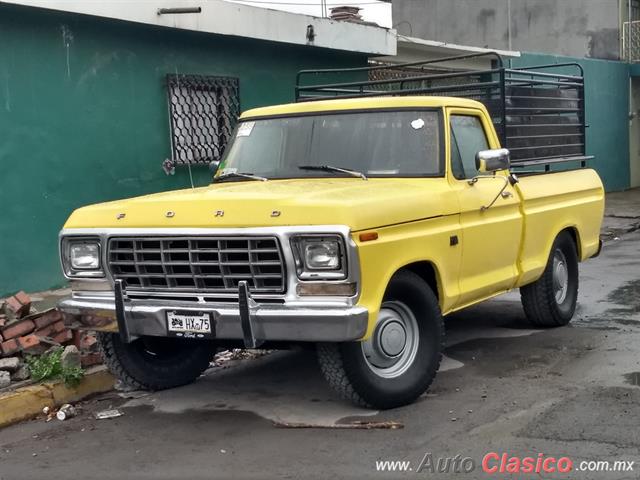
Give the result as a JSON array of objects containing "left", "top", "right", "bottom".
[
  {"left": 512, "top": 53, "right": 631, "bottom": 192},
  {"left": 0, "top": 5, "right": 367, "bottom": 296}
]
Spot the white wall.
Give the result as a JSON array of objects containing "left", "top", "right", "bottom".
[{"left": 2, "top": 0, "right": 397, "bottom": 55}]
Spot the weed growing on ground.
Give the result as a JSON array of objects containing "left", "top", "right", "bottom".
[{"left": 26, "top": 347, "right": 84, "bottom": 387}]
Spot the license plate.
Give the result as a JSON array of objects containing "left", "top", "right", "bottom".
[{"left": 166, "top": 311, "right": 213, "bottom": 339}]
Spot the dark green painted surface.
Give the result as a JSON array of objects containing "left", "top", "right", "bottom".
[
  {"left": 630, "top": 63, "right": 640, "bottom": 77},
  {"left": 511, "top": 53, "right": 630, "bottom": 193},
  {"left": 0, "top": 5, "right": 367, "bottom": 295}
]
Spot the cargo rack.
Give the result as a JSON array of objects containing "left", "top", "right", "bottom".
[{"left": 295, "top": 52, "right": 592, "bottom": 170}]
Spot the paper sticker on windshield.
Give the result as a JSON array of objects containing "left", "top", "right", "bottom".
[
  {"left": 236, "top": 122, "right": 255, "bottom": 137},
  {"left": 411, "top": 118, "right": 425, "bottom": 130}
]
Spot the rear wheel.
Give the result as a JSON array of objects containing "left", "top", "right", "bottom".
[
  {"left": 317, "top": 270, "right": 444, "bottom": 409},
  {"left": 520, "top": 231, "right": 579, "bottom": 327},
  {"left": 98, "top": 333, "right": 214, "bottom": 390}
]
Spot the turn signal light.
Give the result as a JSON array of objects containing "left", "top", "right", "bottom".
[{"left": 358, "top": 232, "right": 378, "bottom": 242}]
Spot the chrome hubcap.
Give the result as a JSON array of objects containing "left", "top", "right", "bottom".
[
  {"left": 362, "top": 301, "right": 419, "bottom": 378},
  {"left": 553, "top": 249, "right": 569, "bottom": 304}
]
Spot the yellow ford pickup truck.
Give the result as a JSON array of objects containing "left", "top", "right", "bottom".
[{"left": 58, "top": 56, "right": 604, "bottom": 409}]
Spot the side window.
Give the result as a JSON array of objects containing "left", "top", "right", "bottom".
[{"left": 449, "top": 115, "right": 489, "bottom": 180}]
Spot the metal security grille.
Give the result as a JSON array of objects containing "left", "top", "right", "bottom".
[
  {"left": 108, "top": 237, "right": 285, "bottom": 293},
  {"left": 166, "top": 74, "right": 240, "bottom": 166},
  {"left": 623, "top": 20, "right": 640, "bottom": 62}
]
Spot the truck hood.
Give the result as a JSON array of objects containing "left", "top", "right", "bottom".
[{"left": 63, "top": 178, "right": 457, "bottom": 232}]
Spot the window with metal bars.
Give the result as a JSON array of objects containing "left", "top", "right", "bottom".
[{"left": 165, "top": 74, "right": 240, "bottom": 169}]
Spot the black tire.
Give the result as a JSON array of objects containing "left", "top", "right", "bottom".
[
  {"left": 520, "top": 231, "right": 579, "bottom": 327},
  {"left": 317, "top": 270, "right": 444, "bottom": 409},
  {"left": 98, "top": 333, "right": 215, "bottom": 390}
]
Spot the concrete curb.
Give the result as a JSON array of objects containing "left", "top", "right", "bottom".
[{"left": 0, "top": 366, "right": 114, "bottom": 428}]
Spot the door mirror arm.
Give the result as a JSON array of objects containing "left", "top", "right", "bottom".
[
  {"left": 467, "top": 174, "right": 496, "bottom": 186},
  {"left": 468, "top": 174, "right": 512, "bottom": 211}
]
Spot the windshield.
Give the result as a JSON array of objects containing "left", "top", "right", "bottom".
[{"left": 216, "top": 110, "right": 442, "bottom": 179}]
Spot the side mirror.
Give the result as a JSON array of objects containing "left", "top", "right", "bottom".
[
  {"left": 209, "top": 160, "right": 221, "bottom": 175},
  {"left": 475, "top": 148, "right": 510, "bottom": 173}
]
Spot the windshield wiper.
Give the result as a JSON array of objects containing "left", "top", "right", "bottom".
[
  {"left": 298, "top": 165, "right": 367, "bottom": 180},
  {"left": 212, "top": 172, "right": 268, "bottom": 183}
]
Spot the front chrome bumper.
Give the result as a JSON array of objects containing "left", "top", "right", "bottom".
[{"left": 58, "top": 283, "right": 368, "bottom": 345}]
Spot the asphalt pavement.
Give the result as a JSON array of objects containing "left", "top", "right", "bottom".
[{"left": 1, "top": 230, "right": 639, "bottom": 480}]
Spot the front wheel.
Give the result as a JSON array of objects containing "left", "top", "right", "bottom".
[
  {"left": 520, "top": 231, "right": 579, "bottom": 327},
  {"left": 317, "top": 270, "right": 444, "bottom": 409},
  {"left": 98, "top": 333, "right": 215, "bottom": 391}
]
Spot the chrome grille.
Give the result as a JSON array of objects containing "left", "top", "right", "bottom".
[{"left": 107, "top": 237, "right": 285, "bottom": 293}]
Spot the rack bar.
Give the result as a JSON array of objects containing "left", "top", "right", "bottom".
[{"left": 295, "top": 53, "right": 590, "bottom": 170}]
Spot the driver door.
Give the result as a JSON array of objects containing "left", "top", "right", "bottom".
[{"left": 448, "top": 108, "right": 523, "bottom": 307}]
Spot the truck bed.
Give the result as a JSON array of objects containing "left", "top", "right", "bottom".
[{"left": 515, "top": 169, "right": 604, "bottom": 287}]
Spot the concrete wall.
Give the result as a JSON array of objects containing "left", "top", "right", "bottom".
[
  {"left": 512, "top": 53, "right": 630, "bottom": 192},
  {"left": 393, "top": 0, "right": 621, "bottom": 60},
  {"left": 0, "top": 4, "right": 367, "bottom": 296}
]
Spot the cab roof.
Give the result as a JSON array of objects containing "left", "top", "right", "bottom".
[{"left": 240, "top": 96, "right": 487, "bottom": 119}]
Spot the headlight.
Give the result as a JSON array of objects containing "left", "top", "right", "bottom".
[
  {"left": 61, "top": 237, "right": 104, "bottom": 277},
  {"left": 70, "top": 243, "right": 100, "bottom": 269},
  {"left": 304, "top": 241, "right": 340, "bottom": 269},
  {"left": 291, "top": 235, "right": 346, "bottom": 279}
]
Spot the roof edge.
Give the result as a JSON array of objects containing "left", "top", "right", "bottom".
[
  {"left": 241, "top": 96, "right": 486, "bottom": 118},
  {"left": 0, "top": 0, "right": 397, "bottom": 56}
]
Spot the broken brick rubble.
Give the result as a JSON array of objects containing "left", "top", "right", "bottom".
[
  {"left": 0, "top": 357, "right": 20, "bottom": 372},
  {"left": 33, "top": 309, "right": 63, "bottom": 330},
  {"left": 52, "top": 330, "right": 73, "bottom": 344},
  {"left": 1, "top": 319, "right": 36, "bottom": 340},
  {"left": 0, "top": 291, "right": 104, "bottom": 386},
  {"left": 4, "top": 291, "right": 31, "bottom": 318},
  {"left": 34, "top": 320, "right": 66, "bottom": 339},
  {"left": 18, "top": 334, "right": 40, "bottom": 351},
  {"left": 0, "top": 339, "right": 19, "bottom": 356},
  {"left": 80, "top": 352, "right": 103, "bottom": 368}
]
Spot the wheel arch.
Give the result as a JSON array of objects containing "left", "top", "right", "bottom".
[
  {"left": 518, "top": 224, "right": 583, "bottom": 289},
  {"left": 557, "top": 225, "right": 582, "bottom": 260},
  {"left": 394, "top": 260, "right": 442, "bottom": 304},
  {"left": 547, "top": 225, "right": 582, "bottom": 261}
]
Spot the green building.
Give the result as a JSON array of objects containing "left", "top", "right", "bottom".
[{"left": 0, "top": 0, "right": 395, "bottom": 296}]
